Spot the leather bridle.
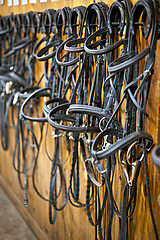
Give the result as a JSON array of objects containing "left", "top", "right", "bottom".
[{"left": 0, "top": 1, "right": 160, "bottom": 240}]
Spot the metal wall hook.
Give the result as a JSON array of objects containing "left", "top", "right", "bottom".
[
  {"left": 22, "top": 12, "right": 31, "bottom": 35},
  {"left": 130, "top": 0, "right": 152, "bottom": 39},
  {"left": 41, "top": 9, "right": 55, "bottom": 35},
  {"left": 69, "top": 6, "right": 86, "bottom": 36},
  {"left": 31, "top": 12, "right": 42, "bottom": 34},
  {"left": 13, "top": 14, "right": 23, "bottom": 32},
  {"left": 54, "top": 8, "right": 68, "bottom": 36},
  {"left": 108, "top": 1, "right": 125, "bottom": 36}
]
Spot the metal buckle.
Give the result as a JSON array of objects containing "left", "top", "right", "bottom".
[{"left": 6, "top": 81, "right": 13, "bottom": 94}]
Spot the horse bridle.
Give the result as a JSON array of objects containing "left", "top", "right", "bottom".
[{"left": 0, "top": 1, "right": 160, "bottom": 240}]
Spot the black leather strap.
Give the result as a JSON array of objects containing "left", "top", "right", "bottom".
[
  {"left": 151, "top": 145, "right": 160, "bottom": 168},
  {"left": 20, "top": 87, "right": 52, "bottom": 122}
]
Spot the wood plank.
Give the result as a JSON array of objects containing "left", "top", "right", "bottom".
[{"left": 0, "top": 175, "right": 48, "bottom": 240}]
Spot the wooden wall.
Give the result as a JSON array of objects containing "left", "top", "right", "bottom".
[{"left": 0, "top": 0, "right": 160, "bottom": 240}]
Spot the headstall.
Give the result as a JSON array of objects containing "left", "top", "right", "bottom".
[{"left": 0, "top": 1, "right": 160, "bottom": 239}]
